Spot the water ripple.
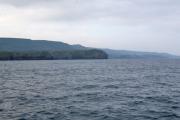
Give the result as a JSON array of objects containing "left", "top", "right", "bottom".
[{"left": 0, "top": 59, "right": 180, "bottom": 120}]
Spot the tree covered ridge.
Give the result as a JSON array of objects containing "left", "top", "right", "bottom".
[
  {"left": 0, "top": 38, "right": 86, "bottom": 51},
  {"left": 0, "top": 49, "right": 108, "bottom": 60}
]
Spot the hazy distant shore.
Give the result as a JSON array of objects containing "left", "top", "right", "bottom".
[{"left": 0, "top": 38, "right": 179, "bottom": 60}]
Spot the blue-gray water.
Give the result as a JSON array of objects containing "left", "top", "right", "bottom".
[{"left": 0, "top": 59, "right": 180, "bottom": 120}]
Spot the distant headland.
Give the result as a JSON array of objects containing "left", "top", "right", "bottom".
[
  {"left": 0, "top": 38, "right": 107, "bottom": 60},
  {"left": 0, "top": 38, "right": 179, "bottom": 60}
]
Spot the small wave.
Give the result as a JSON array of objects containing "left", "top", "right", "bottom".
[{"left": 103, "top": 85, "right": 119, "bottom": 89}]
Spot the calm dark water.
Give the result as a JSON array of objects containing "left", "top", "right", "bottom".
[{"left": 0, "top": 59, "right": 180, "bottom": 120}]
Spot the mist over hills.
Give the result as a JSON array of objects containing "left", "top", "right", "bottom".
[
  {"left": 0, "top": 38, "right": 179, "bottom": 59},
  {"left": 103, "top": 49, "right": 180, "bottom": 59}
]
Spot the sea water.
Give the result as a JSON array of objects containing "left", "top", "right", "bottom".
[{"left": 0, "top": 59, "right": 180, "bottom": 120}]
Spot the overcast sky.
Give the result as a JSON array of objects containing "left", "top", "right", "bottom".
[{"left": 0, "top": 0, "right": 180, "bottom": 55}]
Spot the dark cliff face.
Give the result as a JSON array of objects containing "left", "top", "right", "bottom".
[{"left": 0, "top": 50, "right": 108, "bottom": 60}]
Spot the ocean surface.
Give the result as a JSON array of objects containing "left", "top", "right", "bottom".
[{"left": 0, "top": 59, "right": 180, "bottom": 120}]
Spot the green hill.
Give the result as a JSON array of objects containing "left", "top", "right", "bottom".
[
  {"left": 0, "top": 38, "right": 108, "bottom": 60},
  {"left": 0, "top": 38, "right": 86, "bottom": 51},
  {"left": 0, "top": 37, "right": 179, "bottom": 60}
]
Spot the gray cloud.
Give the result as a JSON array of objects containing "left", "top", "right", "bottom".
[
  {"left": 0, "top": 0, "right": 180, "bottom": 54},
  {"left": 0, "top": 0, "right": 53, "bottom": 6}
]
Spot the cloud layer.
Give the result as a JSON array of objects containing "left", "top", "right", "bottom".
[{"left": 0, "top": 0, "right": 180, "bottom": 54}]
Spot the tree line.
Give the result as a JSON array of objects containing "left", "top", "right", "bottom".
[{"left": 0, "top": 49, "right": 108, "bottom": 60}]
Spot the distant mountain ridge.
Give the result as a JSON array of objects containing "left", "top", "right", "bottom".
[
  {"left": 0, "top": 38, "right": 86, "bottom": 51},
  {"left": 0, "top": 37, "right": 179, "bottom": 59},
  {"left": 103, "top": 49, "right": 180, "bottom": 59}
]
